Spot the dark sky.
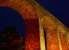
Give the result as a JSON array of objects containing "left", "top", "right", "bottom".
[
  {"left": 0, "top": 7, "right": 25, "bottom": 37},
  {"left": 36, "top": 0, "right": 69, "bottom": 28}
]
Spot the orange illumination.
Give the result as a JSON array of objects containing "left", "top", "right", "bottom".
[{"left": 0, "top": 0, "right": 69, "bottom": 50}]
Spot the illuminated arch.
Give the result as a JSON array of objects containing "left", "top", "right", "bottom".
[{"left": 0, "top": 0, "right": 69, "bottom": 50}]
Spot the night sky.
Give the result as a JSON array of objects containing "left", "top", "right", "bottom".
[
  {"left": 0, "top": 7, "right": 25, "bottom": 37},
  {"left": 37, "top": 0, "right": 69, "bottom": 28}
]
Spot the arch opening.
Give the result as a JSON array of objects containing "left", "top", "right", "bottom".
[
  {"left": 0, "top": 7, "right": 25, "bottom": 36},
  {"left": 0, "top": 7, "right": 25, "bottom": 49}
]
